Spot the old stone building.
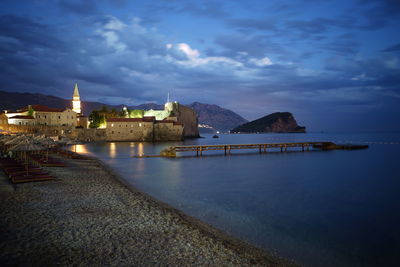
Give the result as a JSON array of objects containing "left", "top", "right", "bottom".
[
  {"left": 19, "top": 105, "right": 77, "bottom": 127},
  {"left": 7, "top": 115, "right": 35, "bottom": 126},
  {"left": 106, "top": 117, "right": 183, "bottom": 141}
]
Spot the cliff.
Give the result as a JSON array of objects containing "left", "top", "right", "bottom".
[
  {"left": 166, "top": 102, "right": 200, "bottom": 138},
  {"left": 231, "top": 112, "right": 306, "bottom": 133}
]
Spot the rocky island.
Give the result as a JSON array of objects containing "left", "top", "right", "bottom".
[{"left": 231, "top": 112, "right": 306, "bottom": 133}]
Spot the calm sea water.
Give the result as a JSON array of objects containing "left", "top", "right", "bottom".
[{"left": 74, "top": 133, "right": 400, "bottom": 266}]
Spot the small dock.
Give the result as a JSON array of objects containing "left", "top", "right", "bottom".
[{"left": 159, "top": 142, "right": 368, "bottom": 157}]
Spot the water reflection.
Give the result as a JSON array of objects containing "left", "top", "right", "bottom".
[
  {"left": 137, "top": 142, "right": 144, "bottom": 156},
  {"left": 129, "top": 142, "right": 135, "bottom": 157},
  {"left": 109, "top": 142, "right": 116, "bottom": 158},
  {"left": 74, "top": 144, "right": 89, "bottom": 154}
]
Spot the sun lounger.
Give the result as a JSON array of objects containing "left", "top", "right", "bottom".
[{"left": 11, "top": 174, "right": 53, "bottom": 183}]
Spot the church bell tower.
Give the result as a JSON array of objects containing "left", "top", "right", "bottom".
[{"left": 72, "top": 83, "right": 81, "bottom": 114}]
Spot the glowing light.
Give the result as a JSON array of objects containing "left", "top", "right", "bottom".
[
  {"left": 138, "top": 142, "right": 144, "bottom": 156},
  {"left": 109, "top": 142, "right": 116, "bottom": 158},
  {"left": 98, "top": 122, "right": 107, "bottom": 129},
  {"left": 75, "top": 144, "right": 89, "bottom": 154}
]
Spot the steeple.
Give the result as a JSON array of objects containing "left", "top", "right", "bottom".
[
  {"left": 72, "top": 83, "right": 81, "bottom": 114},
  {"left": 73, "top": 83, "right": 80, "bottom": 101}
]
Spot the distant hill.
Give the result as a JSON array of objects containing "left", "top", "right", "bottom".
[
  {"left": 0, "top": 91, "right": 248, "bottom": 131},
  {"left": 232, "top": 112, "right": 305, "bottom": 133},
  {"left": 131, "top": 103, "right": 164, "bottom": 110},
  {"left": 0, "top": 90, "right": 123, "bottom": 116},
  {"left": 188, "top": 102, "right": 248, "bottom": 132}
]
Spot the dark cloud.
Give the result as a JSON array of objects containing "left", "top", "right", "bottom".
[
  {"left": 0, "top": 15, "right": 63, "bottom": 49},
  {"left": 381, "top": 43, "right": 400, "bottom": 52},
  {"left": 227, "top": 18, "right": 276, "bottom": 31},
  {"left": 179, "top": 1, "right": 229, "bottom": 19},
  {"left": 319, "top": 38, "right": 360, "bottom": 55},
  {"left": 57, "top": 0, "right": 98, "bottom": 15},
  {"left": 214, "top": 34, "right": 288, "bottom": 58},
  {"left": 285, "top": 16, "right": 356, "bottom": 35}
]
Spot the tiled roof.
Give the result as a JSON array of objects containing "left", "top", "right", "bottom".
[
  {"left": 9, "top": 115, "right": 35, "bottom": 119},
  {"left": 156, "top": 120, "right": 175, "bottom": 123},
  {"left": 19, "top": 104, "right": 64, "bottom": 113}
]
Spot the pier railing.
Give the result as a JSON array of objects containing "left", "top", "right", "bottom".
[
  {"left": 171, "top": 142, "right": 335, "bottom": 156},
  {"left": 152, "top": 142, "right": 368, "bottom": 157}
]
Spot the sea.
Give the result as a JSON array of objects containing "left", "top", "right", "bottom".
[{"left": 73, "top": 132, "right": 400, "bottom": 266}]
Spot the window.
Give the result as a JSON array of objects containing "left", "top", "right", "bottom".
[
  {"left": 44, "top": 115, "right": 47, "bottom": 119},
  {"left": 111, "top": 123, "right": 114, "bottom": 127},
  {"left": 112, "top": 131, "right": 114, "bottom": 134},
  {"left": 58, "top": 116, "right": 61, "bottom": 119},
  {"left": 139, "top": 123, "right": 142, "bottom": 127},
  {"left": 130, "top": 130, "right": 133, "bottom": 133}
]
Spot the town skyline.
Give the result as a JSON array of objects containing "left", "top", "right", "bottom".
[{"left": 0, "top": 0, "right": 399, "bottom": 131}]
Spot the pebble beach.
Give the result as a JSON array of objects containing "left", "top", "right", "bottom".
[{"left": 0, "top": 155, "right": 295, "bottom": 266}]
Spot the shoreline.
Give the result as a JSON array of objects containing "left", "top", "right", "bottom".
[{"left": 0, "top": 153, "right": 296, "bottom": 266}]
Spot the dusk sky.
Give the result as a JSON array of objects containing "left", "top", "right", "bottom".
[{"left": 1, "top": 0, "right": 399, "bottom": 131}]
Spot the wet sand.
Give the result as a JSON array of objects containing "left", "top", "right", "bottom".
[{"left": 0, "top": 155, "right": 296, "bottom": 266}]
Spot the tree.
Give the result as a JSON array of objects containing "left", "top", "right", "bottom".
[
  {"left": 27, "top": 106, "right": 34, "bottom": 116},
  {"left": 89, "top": 110, "right": 106, "bottom": 128}
]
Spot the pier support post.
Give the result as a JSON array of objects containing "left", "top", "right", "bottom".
[
  {"left": 284, "top": 144, "right": 287, "bottom": 152},
  {"left": 259, "top": 145, "right": 262, "bottom": 154},
  {"left": 280, "top": 145, "right": 283, "bottom": 152},
  {"left": 302, "top": 145, "right": 304, "bottom": 151},
  {"left": 224, "top": 146, "right": 227, "bottom": 155},
  {"left": 196, "top": 147, "right": 199, "bottom": 157},
  {"left": 200, "top": 146, "right": 203, "bottom": 156}
]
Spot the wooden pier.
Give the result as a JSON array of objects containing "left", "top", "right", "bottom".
[
  {"left": 173, "top": 142, "right": 320, "bottom": 156},
  {"left": 153, "top": 142, "right": 368, "bottom": 158},
  {"left": 157, "top": 141, "right": 368, "bottom": 157}
]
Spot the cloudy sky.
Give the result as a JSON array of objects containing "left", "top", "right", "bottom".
[{"left": 1, "top": 0, "right": 399, "bottom": 131}]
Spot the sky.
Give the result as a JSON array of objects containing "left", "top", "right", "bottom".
[{"left": 0, "top": 0, "right": 399, "bottom": 132}]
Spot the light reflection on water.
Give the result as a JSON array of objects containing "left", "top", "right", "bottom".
[
  {"left": 80, "top": 133, "right": 400, "bottom": 267},
  {"left": 109, "top": 142, "right": 116, "bottom": 158}
]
